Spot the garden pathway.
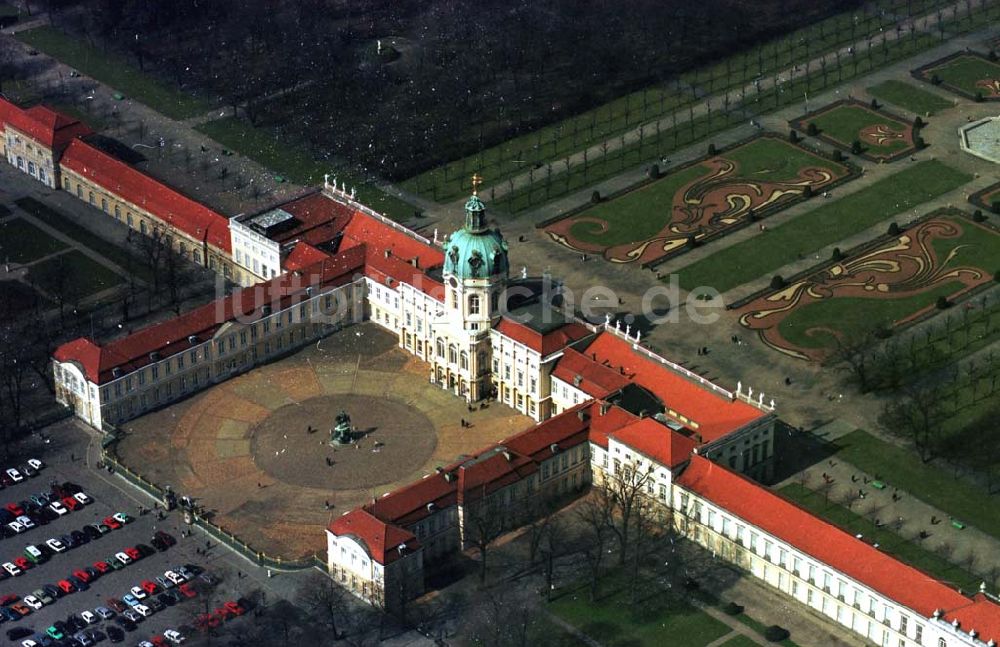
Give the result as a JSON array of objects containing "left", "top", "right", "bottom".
[{"left": 438, "top": 0, "right": 990, "bottom": 210}]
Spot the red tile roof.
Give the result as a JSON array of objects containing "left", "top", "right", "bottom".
[
  {"left": 943, "top": 594, "right": 1000, "bottom": 644},
  {"left": 581, "top": 332, "right": 765, "bottom": 442},
  {"left": 609, "top": 418, "right": 698, "bottom": 469},
  {"left": 328, "top": 508, "right": 419, "bottom": 566},
  {"left": 53, "top": 248, "right": 366, "bottom": 383},
  {"left": 676, "top": 456, "right": 981, "bottom": 626},
  {"left": 494, "top": 318, "right": 592, "bottom": 357},
  {"left": 59, "top": 139, "right": 231, "bottom": 253},
  {"left": 587, "top": 402, "right": 640, "bottom": 449},
  {"left": 503, "top": 401, "right": 590, "bottom": 461},
  {"left": 282, "top": 241, "right": 331, "bottom": 272},
  {"left": 552, "top": 346, "right": 631, "bottom": 398},
  {"left": 367, "top": 472, "right": 458, "bottom": 528},
  {"left": 340, "top": 210, "right": 443, "bottom": 271},
  {"left": 0, "top": 98, "right": 92, "bottom": 150},
  {"left": 256, "top": 191, "right": 356, "bottom": 245}
]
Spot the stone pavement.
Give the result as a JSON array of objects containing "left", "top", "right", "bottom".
[{"left": 117, "top": 323, "right": 535, "bottom": 560}]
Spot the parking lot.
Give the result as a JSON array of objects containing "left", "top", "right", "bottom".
[{"left": 0, "top": 422, "right": 271, "bottom": 646}]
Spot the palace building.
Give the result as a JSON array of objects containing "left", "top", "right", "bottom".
[{"left": 34, "top": 92, "right": 998, "bottom": 644}]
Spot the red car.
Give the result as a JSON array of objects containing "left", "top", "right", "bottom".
[
  {"left": 13, "top": 557, "right": 32, "bottom": 571},
  {"left": 61, "top": 496, "right": 82, "bottom": 511},
  {"left": 140, "top": 580, "right": 159, "bottom": 595},
  {"left": 102, "top": 516, "right": 122, "bottom": 529},
  {"left": 154, "top": 530, "right": 176, "bottom": 547},
  {"left": 0, "top": 593, "right": 18, "bottom": 605},
  {"left": 123, "top": 546, "right": 141, "bottom": 561},
  {"left": 10, "top": 601, "right": 31, "bottom": 616},
  {"left": 5, "top": 502, "right": 24, "bottom": 516},
  {"left": 93, "top": 561, "right": 111, "bottom": 574},
  {"left": 224, "top": 600, "right": 245, "bottom": 616},
  {"left": 58, "top": 579, "right": 76, "bottom": 594},
  {"left": 151, "top": 637, "right": 168, "bottom": 647},
  {"left": 178, "top": 583, "right": 197, "bottom": 599},
  {"left": 106, "top": 597, "right": 127, "bottom": 613},
  {"left": 73, "top": 568, "right": 93, "bottom": 583}
]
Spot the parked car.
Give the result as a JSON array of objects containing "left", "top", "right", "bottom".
[
  {"left": 155, "top": 575, "right": 173, "bottom": 589},
  {"left": 121, "top": 609, "right": 140, "bottom": 623},
  {"left": 112, "top": 512, "right": 132, "bottom": 525},
  {"left": 6, "top": 502, "right": 25, "bottom": 516},
  {"left": 70, "top": 530, "right": 89, "bottom": 545},
  {"left": 67, "top": 575, "right": 89, "bottom": 591},
  {"left": 154, "top": 531, "right": 176, "bottom": 547},
  {"left": 3, "top": 561, "right": 22, "bottom": 576},
  {"left": 93, "top": 561, "right": 112, "bottom": 574},
  {"left": 122, "top": 593, "right": 140, "bottom": 607},
  {"left": 132, "top": 604, "right": 151, "bottom": 617},
  {"left": 57, "top": 579, "right": 75, "bottom": 594},
  {"left": 105, "top": 598, "right": 127, "bottom": 614},
  {"left": 106, "top": 626, "right": 125, "bottom": 643},
  {"left": 61, "top": 497, "right": 82, "bottom": 512},
  {"left": 95, "top": 606, "right": 115, "bottom": 620},
  {"left": 80, "top": 610, "right": 97, "bottom": 624},
  {"left": 157, "top": 592, "right": 176, "bottom": 607},
  {"left": 73, "top": 493, "right": 93, "bottom": 506},
  {"left": 163, "top": 570, "right": 184, "bottom": 585},
  {"left": 32, "top": 588, "right": 53, "bottom": 605},
  {"left": 123, "top": 547, "right": 141, "bottom": 561},
  {"left": 114, "top": 552, "right": 132, "bottom": 566},
  {"left": 140, "top": 580, "right": 159, "bottom": 595},
  {"left": 18, "top": 463, "right": 37, "bottom": 477},
  {"left": 6, "top": 468, "right": 24, "bottom": 482},
  {"left": 102, "top": 517, "right": 121, "bottom": 530},
  {"left": 26, "top": 459, "right": 44, "bottom": 471},
  {"left": 23, "top": 595, "right": 43, "bottom": 610},
  {"left": 45, "top": 538, "right": 67, "bottom": 553},
  {"left": 82, "top": 525, "right": 102, "bottom": 541},
  {"left": 129, "top": 586, "right": 147, "bottom": 599},
  {"left": 25, "top": 545, "right": 47, "bottom": 563},
  {"left": 48, "top": 501, "right": 67, "bottom": 516}
]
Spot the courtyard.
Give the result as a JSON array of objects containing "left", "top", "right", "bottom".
[{"left": 115, "top": 323, "right": 535, "bottom": 560}]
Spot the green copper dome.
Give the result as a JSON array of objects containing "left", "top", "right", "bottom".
[{"left": 443, "top": 190, "right": 509, "bottom": 280}]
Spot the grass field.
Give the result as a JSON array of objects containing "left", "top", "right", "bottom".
[
  {"left": 550, "top": 578, "right": 730, "bottom": 647},
  {"left": 867, "top": 80, "right": 953, "bottom": 115},
  {"left": 926, "top": 54, "right": 1000, "bottom": 97},
  {"left": 27, "top": 249, "right": 122, "bottom": 300},
  {"left": 832, "top": 430, "right": 1000, "bottom": 542},
  {"left": 14, "top": 197, "right": 154, "bottom": 283},
  {"left": 559, "top": 136, "right": 845, "bottom": 251},
  {"left": 17, "top": 26, "right": 211, "bottom": 120},
  {"left": 195, "top": 117, "right": 417, "bottom": 222},
  {"left": 677, "top": 161, "right": 971, "bottom": 293},
  {"left": 771, "top": 216, "right": 1000, "bottom": 353},
  {"left": 0, "top": 217, "right": 68, "bottom": 264},
  {"left": 720, "top": 635, "right": 759, "bottom": 647},
  {"left": 779, "top": 483, "right": 982, "bottom": 591},
  {"left": 803, "top": 103, "right": 912, "bottom": 157}
]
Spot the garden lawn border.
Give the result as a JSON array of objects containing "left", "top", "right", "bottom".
[
  {"left": 789, "top": 99, "right": 922, "bottom": 163},
  {"left": 968, "top": 180, "right": 1000, "bottom": 214},
  {"left": 912, "top": 50, "right": 1000, "bottom": 101},
  {"left": 731, "top": 208, "right": 1000, "bottom": 360},
  {"left": 536, "top": 132, "right": 860, "bottom": 270}
]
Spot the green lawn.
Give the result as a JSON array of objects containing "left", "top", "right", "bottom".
[
  {"left": 0, "top": 217, "right": 68, "bottom": 264},
  {"left": 806, "top": 104, "right": 911, "bottom": 155},
  {"left": 677, "top": 161, "right": 971, "bottom": 293},
  {"left": 27, "top": 249, "right": 122, "bottom": 300},
  {"left": 780, "top": 483, "right": 981, "bottom": 591},
  {"left": 195, "top": 117, "right": 417, "bottom": 222},
  {"left": 720, "top": 635, "right": 758, "bottom": 647},
  {"left": 566, "top": 137, "right": 845, "bottom": 248},
  {"left": 832, "top": 430, "right": 1000, "bottom": 542},
  {"left": 550, "top": 580, "right": 730, "bottom": 647},
  {"left": 16, "top": 26, "right": 211, "bottom": 120},
  {"left": 14, "top": 197, "right": 154, "bottom": 283},
  {"left": 928, "top": 54, "right": 1000, "bottom": 96},
  {"left": 867, "top": 80, "right": 952, "bottom": 115}
]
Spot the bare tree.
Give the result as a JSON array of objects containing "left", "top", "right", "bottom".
[
  {"left": 576, "top": 486, "right": 615, "bottom": 601},
  {"left": 879, "top": 382, "right": 946, "bottom": 462},
  {"left": 465, "top": 493, "right": 509, "bottom": 586},
  {"left": 464, "top": 586, "right": 541, "bottom": 647},
  {"left": 295, "top": 574, "right": 348, "bottom": 640},
  {"left": 830, "top": 331, "right": 874, "bottom": 391},
  {"left": 604, "top": 459, "right": 656, "bottom": 565}
]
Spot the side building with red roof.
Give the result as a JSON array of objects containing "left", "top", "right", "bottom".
[{"left": 0, "top": 97, "right": 92, "bottom": 188}]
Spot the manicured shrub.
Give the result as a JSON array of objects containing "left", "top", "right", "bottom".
[
  {"left": 931, "top": 73, "right": 942, "bottom": 85},
  {"left": 976, "top": 91, "right": 984, "bottom": 102},
  {"left": 851, "top": 139, "right": 863, "bottom": 155},
  {"left": 873, "top": 325, "right": 893, "bottom": 339},
  {"left": 973, "top": 209, "right": 985, "bottom": 222},
  {"left": 832, "top": 149, "right": 844, "bottom": 162},
  {"left": 591, "top": 190, "right": 601, "bottom": 204},
  {"left": 648, "top": 163, "right": 660, "bottom": 179},
  {"left": 802, "top": 184, "right": 813, "bottom": 198},
  {"left": 914, "top": 136, "right": 926, "bottom": 149},
  {"left": 870, "top": 98, "right": 879, "bottom": 110},
  {"left": 722, "top": 602, "right": 744, "bottom": 616},
  {"left": 708, "top": 143, "right": 717, "bottom": 155},
  {"left": 887, "top": 222, "right": 901, "bottom": 236},
  {"left": 914, "top": 116, "right": 924, "bottom": 128},
  {"left": 993, "top": 201, "right": 1000, "bottom": 214},
  {"left": 764, "top": 626, "right": 790, "bottom": 642},
  {"left": 789, "top": 129, "right": 799, "bottom": 143},
  {"left": 936, "top": 295, "right": 950, "bottom": 310},
  {"left": 806, "top": 122, "right": 818, "bottom": 136},
  {"left": 770, "top": 275, "right": 786, "bottom": 290},
  {"left": 686, "top": 234, "right": 699, "bottom": 248},
  {"left": 832, "top": 247, "right": 844, "bottom": 261},
  {"left": 747, "top": 208, "right": 758, "bottom": 222},
  {"left": 989, "top": 50, "right": 998, "bottom": 62}
]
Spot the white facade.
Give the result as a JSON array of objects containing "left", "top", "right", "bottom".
[{"left": 229, "top": 217, "right": 281, "bottom": 285}]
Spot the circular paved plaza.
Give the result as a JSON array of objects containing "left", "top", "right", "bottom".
[{"left": 116, "top": 323, "right": 533, "bottom": 559}]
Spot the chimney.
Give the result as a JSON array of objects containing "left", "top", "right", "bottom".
[
  {"left": 576, "top": 409, "right": 589, "bottom": 422},
  {"left": 426, "top": 502, "right": 436, "bottom": 512},
  {"left": 411, "top": 257, "right": 419, "bottom": 268},
  {"left": 502, "top": 450, "right": 513, "bottom": 461},
  {"left": 599, "top": 401, "right": 610, "bottom": 416},
  {"left": 549, "top": 443, "right": 559, "bottom": 454},
  {"left": 384, "top": 249, "right": 391, "bottom": 258},
  {"left": 573, "top": 374, "right": 583, "bottom": 387}
]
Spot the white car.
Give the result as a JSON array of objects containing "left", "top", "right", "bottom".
[
  {"left": 115, "top": 551, "right": 132, "bottom": 565},
  {"left": 81, "top": 610, "right": 97, "bottom": 624},
  {"left": 73, "top": 492, "right": 93, "bottom": 505},
  {"left": 21, "top": 640, "right": 39, "bottom": 647},
  {"left": 5, "top": 468, "right": 23, "bottom": 482},
  {"left": 26, "top": 458, "right": 43, "bottom": 471},
  {"left": 7, "top": 521, "right": 25, "bottom": 534},
  {"left": 130, "top": 586, "right": 146, "bottom": 599},
  {"left": 164, "top": 570, "right": 185, "bottom": 585},
  {"left": 3, "top": 561, "right": 21, "bottom": 576},
  {"left": 46, "top": 538, "right": 67, "bottom": 553},
  {"left": 112, "top": 512, "right": 130, "bottom": 524},
  {"left": 164, "top": 629, "right": 186, "bottom": 644},
  {"left": 23, "top": 595, "right": 43, "bottom": 610},
  {"left": 16, "top": 515, "right": 35, "bottom": 529},
  {"left": 48, "top": 500, "right": 68, "bottom": 515},
  {"left": 137, "top": 641, "right": 154, "bottom": 647},
  {"left": 133, "top": 603, "right": 152, "bottom": 617}
]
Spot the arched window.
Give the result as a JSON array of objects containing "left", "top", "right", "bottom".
[
  {"left": 448, "top": 344, "right": 457, "bottom": 364},
  {"left": 450, "top": 289, "right": 457, "bottom": 308},
  {"left": 88, "top": 191, "right": 95, "bottom": 205},
  {"left": 478, "top": 351, "right": 487, "bottom": 370},
  {"left": 436, "top": 338, "right": 445, "bottom": 359},
  {"left": 468, "top": 294, "right": 480, "bottom": 315},
  {"left": 114, "top": 205, "right": 121, "bottom": 219},
  {"left": 460, "top": 351, "right": 469, "bottom": 370},
  {"left": 140, "top": 220, "right": 147, "bottom": 234},
  {"left": 938, "top": 639, "right": 947, "bottom": 647}
]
